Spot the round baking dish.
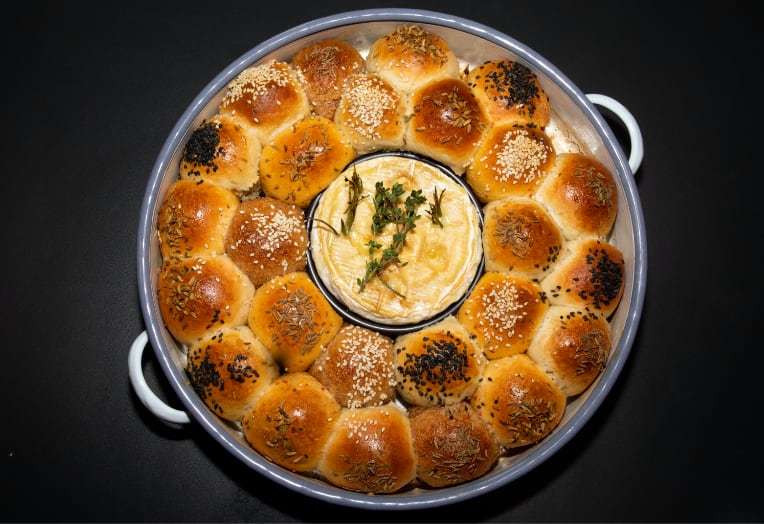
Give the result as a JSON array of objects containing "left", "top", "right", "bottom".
[{"left": 128, "top": 9, "right": 646, "bottom": 509}]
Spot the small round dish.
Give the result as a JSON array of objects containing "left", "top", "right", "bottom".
[
  {"left": 306, "top": 150, "right": 485, "bottom": 336},
  {"left": 130, "top": 8, "right": 646, "bottom": 510}
]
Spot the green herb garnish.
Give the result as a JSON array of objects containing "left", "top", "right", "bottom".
[
  {"left": 357, "top": 186, "right": 427, "bottom": 296},
  {"left": 312, "top": 218, "right": 339, "bottom": 236},
  {"left": 340, "top": 167, "right": 364, "bottom": 236},
  {"left": 427, "top": 187, "right": 446, "bottom": 228}
]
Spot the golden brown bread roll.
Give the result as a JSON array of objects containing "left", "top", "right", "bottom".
[
  {"left": 179, "top": 114, "right": 261, "bottom": 192},
  {"left": 224, "top": 197, "right": 307, "bottom": 287},
  {"left": 292, "top": 39, "right": 365, "bottom": 119},
  {"left": 220, "top": 60, "right": 309, "bottom": 144},
  {"left": 242, "top": 373, "right": 340, "bottom": 472},
  {"left": 535, "top": 154, "right": 618, "bottom": 240},
  {"left": 395, "top": 316, "right": 486, "bottom": 406},
  {"left": 157, "top": 255, "right": 254, "bottom": 345},
  {"left": 406, "top": 78, "right": 487, "bottom": 174},
  {"left": 467, "top": 60, "right": 550, "bottom": 128},
  {"left": 186, "top": 326, "right": 278, "bottom": 421},
  {"left": 318, "top": 405, "right": 416, "bottom": 493},
  {"left": 471, "top": 355, "right": 565, "bottom": 448},
  {"left": 248, "top": 272, "right": 342, "bottom": 372},
  {"left": 310, "top": 325, "right": 396, "bottom": 408},
  {"left": 259, "top": 116, "right": 355, "bottom": 207},
  {"left": 334, "top": 73, "right": 405, "bottom": 153},
  {"left": 466, "top": 125, "right": 556, "bottom": 202},
  {"left": 366, "top": 25, "right": 459, "bottom": 94},
  {"left": 527, "top": 306, "right": 612, "bottom": 396},
  {"left": 483, "top": 197, "right": 564, "bottom": 280},
  {"left": 409, "top": 403, "right": 499, "bottom": 487},
  {"left": 457, "top": 272, "right": 549, "bottom": 360},
  {"left": 157, "top": 180, "right": 239, "bottom": 260},
  {"left": 541, "top": 238, "right": 625, "bottom": 317}
]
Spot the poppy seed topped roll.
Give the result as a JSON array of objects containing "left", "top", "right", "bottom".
[
  {"left": 467, "top": 60, "right": 550, "bottom": 128},
  {"left": 179, "top": 114, "right": 261, "bottom": 192}
]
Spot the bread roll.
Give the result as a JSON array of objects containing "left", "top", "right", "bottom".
[
  {"left": 483, "top": 197, "right": 564, "bottom": 280},
  {"left": 457, "top": 272, "right": 548, "bottom": 360},
  {"left": 466, "top": 125, "right": 555, "bottom": 202},
  {"left": 318, "top": 405, "right": 416, "bottom": 493},
  {"left": 409, "top": 403, "right": 499, "bottom": 487},
  {"left": 535, "top": 154, "right": 618, "bottom": 240},
  {"left": 406, "top": 78, "right": 487, "bottom": 174},
  {"left": 158, "top": 255, "right": 254, "bottom": 345},
  {"left": 395, "top": 316, "right": 486, "bottom": 406},
  {"left": 334, "top": 73, "right": 405, "bottom": 153},
  {"left": 179, "top": 114, "right": 261, "bottom": 192},
  {"left": 186, "top": 326, "right": 278, "bottom": 421},
  {"left": 157, "top": 180, "right": 238, "bottom": 260},
  {"left": 292, "top": 39, "right": 365, "bottom": 119},
  {"left": 248, "top": 272, "right": 342, "bottom": 372},
  {"left": 310, "top": 325, "right": 396, "bottom": 408},
  {"left": 541, "top": 238, "right": 625, "bottom": 317},
  {"left": 467, "top": 60, "right": 550, "bottom": 128},
  {"left": 224, "top": 197, "right": 307, "bottom": 287},
  {"left": 242, "top": 373, "right": 340, "bottom": 472},
  {"left": 471, "top": 355, "right": 565, "bottom": 448},
  {"left": 366, "top": 25, "right": 459, "bottom": 94},
  {"left": 259, "top": 116, "right": 355, "bottom": 207},
  {"left": 220, "top": 60, "right": 309, "bottom": 144},
  {"left": 527, "top": 306, "right": 611, "bottom": 396}
]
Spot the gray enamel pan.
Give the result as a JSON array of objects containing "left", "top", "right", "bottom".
[{"left": 127, "top": 8, "right": 646, "bottom": 510}]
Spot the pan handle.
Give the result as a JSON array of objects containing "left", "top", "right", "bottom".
[
  {"left": 586, "top": 94, "right": 644, "bottom": 174},
  {"left": 128, "top": 331, "right": 191, "bottom": 424}
]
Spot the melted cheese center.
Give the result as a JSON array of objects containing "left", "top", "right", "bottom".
[{"left": 311, "top": 156, "right": 482, "bottom": 324}]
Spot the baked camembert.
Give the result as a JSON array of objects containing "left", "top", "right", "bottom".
[{"left": 310, "top": 156, "right": 482, "bottom": 324}]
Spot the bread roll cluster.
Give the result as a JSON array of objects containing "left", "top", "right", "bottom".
[{"left": 156, "top": 24, "right": 627, "bottom": 494}]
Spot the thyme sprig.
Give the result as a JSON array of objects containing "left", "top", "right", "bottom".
[
  {"left": 340, "top": 167, "right": 364, "bottom": 235},
  {"left": 357, "top": 183, "right": 427, "bottom": 296},
  {"left": 427, "top": 187, "right": 446, "bottom": 228}
]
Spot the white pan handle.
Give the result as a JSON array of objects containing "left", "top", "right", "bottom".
[
  {"left": 128, "top": 331, "right": 191, "bottom": 424},
  {"left": 586, "top": 94, "right": 644, "bottom": 174}
]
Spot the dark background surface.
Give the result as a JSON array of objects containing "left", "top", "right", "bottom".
[{"left": 1, "top": 1, "right": 762, "bottom": 521}]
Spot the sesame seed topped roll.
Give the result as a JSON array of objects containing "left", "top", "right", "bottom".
[
  {"left": 243, "top": 373, "right": 340, "bottom": 472},
  {"left": 224, "top": 197, "right": 307, "bottom": 288},
  {"left": 318, "top": 405, "right": 416, "bottom": 493},
  {"left": 395, "top": 316, "right": 487, "bottom": 407},
  {"left": 292, "top": 39, "right": 365, "bottom": 119},
  {"left": 186, "top": 326, "right": 278, "bottom": 422},
  {"left": 471, "top": 355, "right": 566, "bottom": 449},
  {"left": 406, "top": 78, "right": 487, "bottom": 174},
  {"left": 179, "top": 114, "right": 261, "bottom": 192},
  {"left": 310, "top": 325, "right": 396, "bottom": 409},
  {"left": 248, "top": 272, "right": 342, "bottom": 372},
  {"left": 157, "top": 180, "right": 239, "bottom": 260},
  {"left": 536, "top": 154, "right": 618, "bottom": 240},
  {"left": 220, "top": 60, "right": 309, "bottom": 144},
  {"left": 157, "top": 255, "right": 254, "bottom": 345},
  {"left": 466, "top": 125, "right": 556, "bottom": 202},
  {"left": 457, "top": 272, "right": 549, "bottom": 360},
  {"left": 409, "top": 403, "right": 500, "bottom": 488},
  {"left": 334, "top": 73, "right": 405, "bottom": 154},
  {"left": 541, "top": 239, "right": 625, "bottom": 317},
  {"left": 483, "top": 197, "right": 564, "bottom": 280},
  {"left": 259, "top": 116, "right": 355, "bottom": 207},
  {"left": 528, "top": 306, "right": 612, "bottom": 397},
  {"left": 367, "top": 25, "right": 459, "bottom": 94},
  {"left": 467, "top": 60, "right": 550, "bottom": 128}
]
